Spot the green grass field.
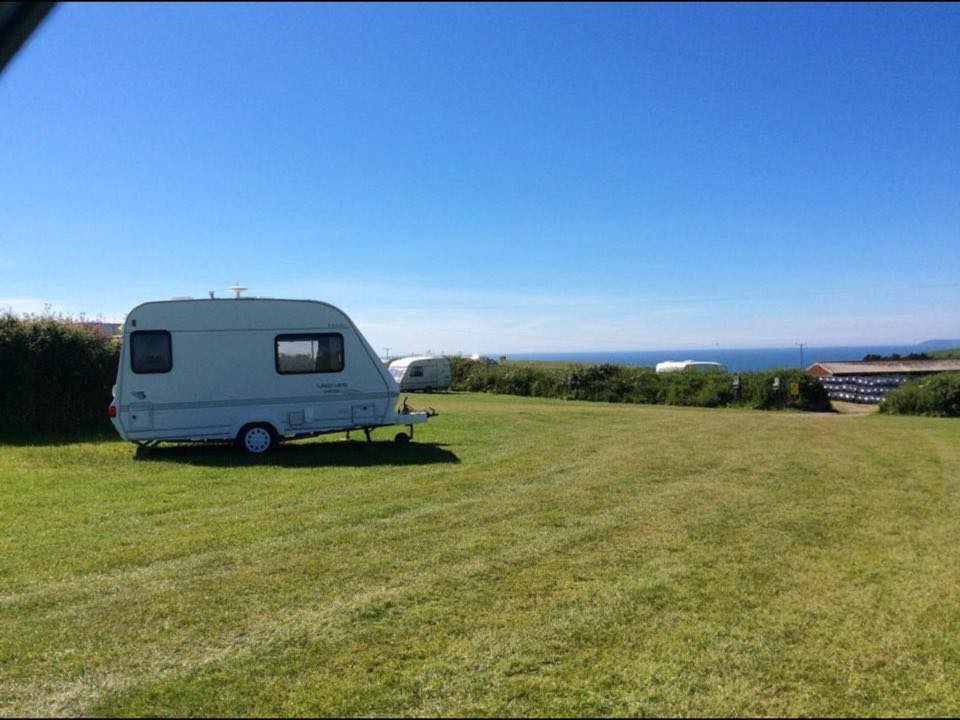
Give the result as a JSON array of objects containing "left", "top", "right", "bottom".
[{"left": 3, "top": 393, "right": 960, "bottom": 716}]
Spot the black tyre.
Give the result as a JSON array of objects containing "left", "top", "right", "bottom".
[
  {"left": 394, "top": 432, "right": 410, "bottom": 445},
  {"left": 238, "top": 424, "right": 275, "bottom": 454}
]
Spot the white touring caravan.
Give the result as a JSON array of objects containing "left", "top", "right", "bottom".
[
  {"left": 109, "top": 298, "right": 429, "bottom": 453},
  {"left": 388, "top": 356, "right": 452, "bottom": 392},
  {"left": 655, "top": 360, "right": 727, "bottom": 374}
]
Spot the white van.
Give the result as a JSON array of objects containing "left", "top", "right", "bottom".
[
  {"left": 388, "top": 356, "right": 451, "bottom": 392},
  {"left": 109, "top": 298, "right": 428, "bottom": 453}
]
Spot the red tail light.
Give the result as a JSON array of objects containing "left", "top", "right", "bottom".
[{"left": 108, "top": 404, "right": 117, "bottom": 418}]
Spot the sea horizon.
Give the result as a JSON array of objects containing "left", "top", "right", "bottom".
[{"left": 503, "top": 343, "right": 944, "bottom": 373}]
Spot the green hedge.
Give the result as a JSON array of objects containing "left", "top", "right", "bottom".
[
  {"left": 880, "top": 373, "right": 960, "bottom": 417},
  {"left": 0, "top": 315, "right": 120, "bottom": 435},
  {"left": 450, "top": 358, "right": 831, "bottom": 412}
]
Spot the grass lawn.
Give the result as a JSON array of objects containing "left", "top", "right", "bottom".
[{"left": 2, "top": 393, "right": 960, "bottom": 716}]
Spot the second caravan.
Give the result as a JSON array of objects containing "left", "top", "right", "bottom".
[{"left": 388, "top": 356, "right": 452, "bottom": 392}]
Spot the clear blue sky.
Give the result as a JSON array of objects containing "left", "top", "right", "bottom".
[{"left": 2, "top": 2, "right": 958, "bottom": 353}]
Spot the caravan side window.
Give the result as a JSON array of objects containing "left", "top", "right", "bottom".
[
  {"left": 411, "top": 366, "right": 424, "bottom": 377},
  {"left": 130, "top": 331, "right": 172, "bottom": 374},
  {"left": 275, "top": 333, "right": 344, "bottom": 374}
]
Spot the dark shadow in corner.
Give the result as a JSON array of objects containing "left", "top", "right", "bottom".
[
  {"left": 0, "top": 424, "right": 117, "bottom": 447},
  {"left": 133, "top": 439, "right": 461, "bottom": 468}
]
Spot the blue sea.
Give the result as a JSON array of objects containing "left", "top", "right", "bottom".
[{"left": 508, "top": 345, "right": 929, "bottom": 373}]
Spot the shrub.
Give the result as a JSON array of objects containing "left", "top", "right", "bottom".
[
  {"left": 449, "top": 356, "right": 477, "bottom": 385},
  {"left": 493, "top": 366, "right": 538, "bottom": 397},
  {"left": 567, "top": 364, "right": 632, "bottom": 402},
  {"left": 657, "top": 369, "right": 733, "bottom": 408},
  {"left": 449, "top": 358, "right": 831, "bottom": 412},
  {"left": 0, "top": 314, "right": 120, "bottom": 435},
  {"left": 863, "top": 352, "right": 930, "bottom": 361},
  {"left": 620, "top": 367, "right": 659, "bottom": 404},
  {"left": 880, "top": 373, "right": 960, "bottom": 417},
  {"left": 742, "top": 369, "right": 832, "bottom": 412}
]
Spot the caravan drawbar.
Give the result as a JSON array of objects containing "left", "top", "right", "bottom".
[{"left": 110, "top": 298, "right": 429, "bottom": 453}]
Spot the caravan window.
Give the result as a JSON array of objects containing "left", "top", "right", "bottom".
[
  {"left": 411, "top": 366, "right": 424, "bottom": 377},
  {"left": 275, "top": 333, "right": 344, "bottom": 374},
  {"left": 130, "top": 331, "right": 172, "bottom": 374}
]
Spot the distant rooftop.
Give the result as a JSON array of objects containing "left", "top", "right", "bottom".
[{"left": 808, "top": 359, "right": 960, "bottom": 376}]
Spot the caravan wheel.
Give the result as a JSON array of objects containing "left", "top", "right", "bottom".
[{"left": 238, "top": 424, "right": 275, "bottom": 454}]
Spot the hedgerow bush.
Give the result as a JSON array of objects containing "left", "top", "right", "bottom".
[
  {"left": 0, "top": 314, "right": 120, "bottom": 435},
  {"left": 656, "top": 369, "right": 734, "bottom": 407},
  {"left": 567, "top": 364, "right": 635, "bottom": 402},
  {"left": 741, "top": 369, "right": 832, "bottom": 412},
  {"left": 880, "top": 373, "right": 960, "bottom": 417},
  {"left": 449, "top": 357, "right": 831, "bottom": 412}
]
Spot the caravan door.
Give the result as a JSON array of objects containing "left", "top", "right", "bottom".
[{"left": 120, "top": 330, "right": 174, "bottom": 432}]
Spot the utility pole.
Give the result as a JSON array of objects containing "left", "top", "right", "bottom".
[
  {"left": 383, "top": 347, "right": 391, "bottom": 360},
  {"left": 796, "top": 342, "right": 806, "bottom": 369}
]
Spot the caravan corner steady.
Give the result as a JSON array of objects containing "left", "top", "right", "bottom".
[{"left": 109, "top": 298, "right": 430, "bottom": 454}]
